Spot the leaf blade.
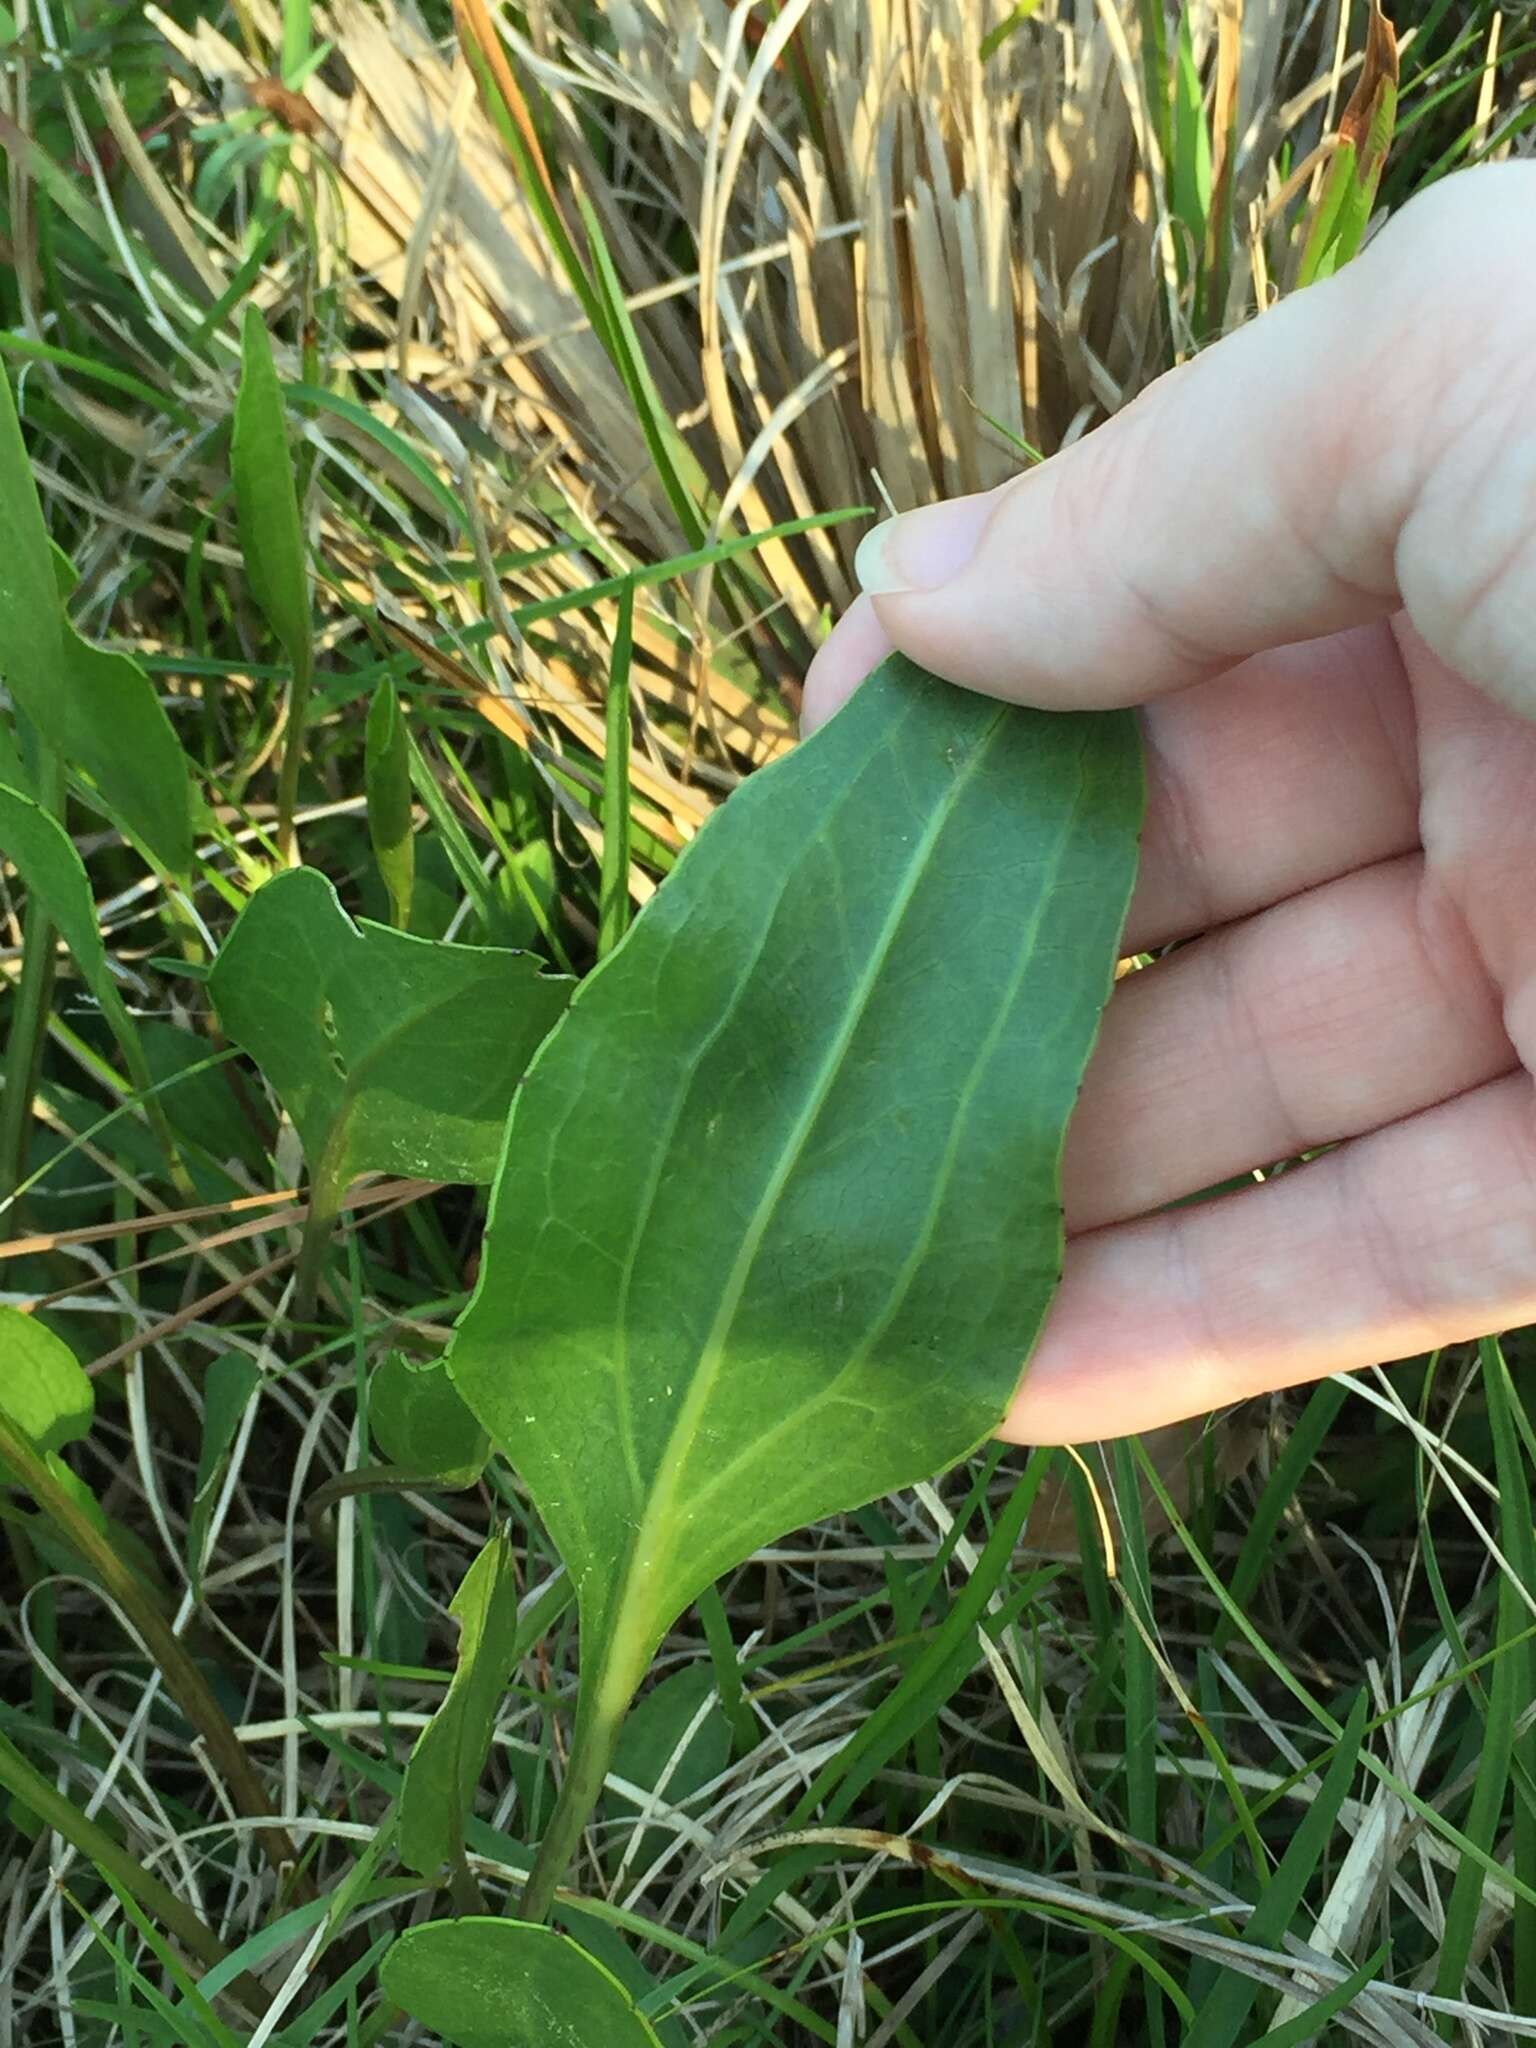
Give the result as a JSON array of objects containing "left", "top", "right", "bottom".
[
  {"left": 0, "top": 1306, "right": 93, "bottom": 1459},
  {"left": 0, "top": 369, "right": 191, "bottom": 873},
  {"left": 399, "top": 1529, "right": 519, "bottom": 1879},
  {"left": 232, "top": 306, "right": 312, "bottom": 688},
  {"left": 447, "top": 655, "right": 1143, "bottom": 1884},
  {"left": 208, "top": 866, "right": 570, "bottom": 1188},
  {"left": 380, "top": 1917, "right": 663, "bottom": 2048},
  {"left": 365, "top": 681, "right": 414, "bottom": 929}
]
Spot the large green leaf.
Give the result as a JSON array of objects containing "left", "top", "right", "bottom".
[
  {"left": 380, "top": 1918, "right": 663, "bottom": 2048},
  {"left": 446, "top": 654, "right": 1143, "bottom": 1894},
  {"left": 0, "top": 368, "right": 191, "bottom": 873},
  {"left": 207, "top": 866, "right": 570, "bottom": 1188}
]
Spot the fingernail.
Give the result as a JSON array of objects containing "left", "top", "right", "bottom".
[{"left": 854, "top": 496, "right": 994, "bottom": 598}]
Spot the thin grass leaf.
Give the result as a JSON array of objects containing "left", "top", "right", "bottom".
[
  {"left": 288, "top": 380, "right": 468, "bottom": 530},
  {"left": 509, "top": 508, "right": 866, "bottom": 628},
  {"left": 598, "top": 579, "right": 635, "bottom": 959},
  {"left": 1184, "top": 1690, "right": 1369, "bottom": 2048},
  {"left": 1137, "top": 1441, "right": 1536, "bottom": 1921},
  {"left": 1111, "top": 1438, "right": 1166, "bottom": 2047},
  {"left": 1480, "top": 1336, "right": 1536, "bottom": 2012},
  {"left": 1212, "top": 1379, "right": 1347, "bottom": 1654},
  {"left": 1243, "top": 1946, "right": 1389, "bottom": 2048},
  {"left": 791, "top": 1456, "right": 1051, "bottom": 1832}
]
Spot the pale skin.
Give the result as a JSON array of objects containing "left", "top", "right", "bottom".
[{"left": 802, "top": 164, "right": 1536, "bottom": 1448}]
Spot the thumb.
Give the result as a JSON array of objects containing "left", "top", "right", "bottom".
[{"left": 806, "top": 163, "right": 1536, "bottom": 728}]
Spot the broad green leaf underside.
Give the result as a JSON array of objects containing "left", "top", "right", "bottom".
[
  {"left": 448, "top": 655, "right": 1143, "bottom": 1726},
  {"left": 381, "top": 1917, "right": 663, "bottom": 2047}
]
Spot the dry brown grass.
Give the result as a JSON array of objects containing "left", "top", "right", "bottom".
[{"left": 131, "top": 0, "right": 1465, "bottom": 812}]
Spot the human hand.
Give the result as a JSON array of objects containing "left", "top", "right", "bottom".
[{"left": 803, "top": 164, "right": 1536, "bottom": 1447}]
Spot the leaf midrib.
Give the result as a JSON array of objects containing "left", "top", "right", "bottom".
[
  {"left": 608, "top": 705, "right": 1011, "bottom": 1643},
  {"left": 689, "top": 737, "right": 1090, "bottom": 1523}
]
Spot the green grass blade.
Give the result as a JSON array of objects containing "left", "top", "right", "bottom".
[
  {"left": 1480, "top": 1336, "right": 1536, "bottom": 2012},
  {"left": 1212, "top": 1378, "right": 1346, "bottom": 1653},
  {"left": 598, "top": 579, "right": 635, "bottom": 959},
  {"left": 1184, "top": 1690, "right": 1369, "bottom": 2048},
  {"left": 794, "top": 1453, "right": 1053, "bottom": 1830},
  {"left": 1244, "top": 1944, "right": 1390, "bottom": 2048}
]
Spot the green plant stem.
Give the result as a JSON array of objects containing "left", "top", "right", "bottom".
[
  {"left": 0, "top": 1411, "right": 299, "bottom": 1881},
  {"left": 0, "top": 886, "right": 59, "bottom": 1218},
  {"left": 519, "top": 1652, "right": 644, "bottom": 1923},
  {"left": 0, "top": 751, "right": 65, "bottom": 1217},
  {"left": 0, "top": 1728, "right": 268, "bottom": 2015},
  {"left": 274, "top": 655, "right": 314, "bottom": 867},
  {"left": 293, "top": 1141, "right": 345, "bottom": 1321}
]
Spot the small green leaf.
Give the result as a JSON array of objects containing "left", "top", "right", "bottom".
[
  {"left": 0, "top": 368, "right": 191, "bottom": 872},
  {"left": 380, "top": 1917, "right": 663, "bottom": 2048},
  {"left": 448, "top": 654, "right": 1143, "bottom": 1910},
  {"left": 0, "top": 1307, "right": 93, "bottom": 1460},
  {"left": 399, "top": 1529, "right": 522, "bottom": 1879},
  {"left": 0, "top": 780, "right": 147, "bottom": 1073},
  {"left": 371, "top": 1353, "right": 488, "bottom": 1480},
  {"left": 0, "top": 781, "right": 185, "bottom": 1184},
  {"left": 232, "top": 306, "right": 312, "bottom": 688},
  {"left": 365, "top": 682, "right": 414, "bottom": 929},
  {"left": 208, "top": 866, "right": 570, "bottom": 1190}
]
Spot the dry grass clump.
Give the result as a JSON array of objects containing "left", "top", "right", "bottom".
[{"left": 131, "top": 0, "right": 1484, "bottom": 773}]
